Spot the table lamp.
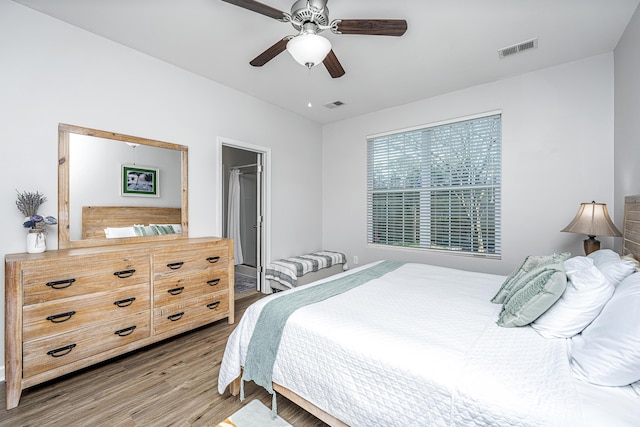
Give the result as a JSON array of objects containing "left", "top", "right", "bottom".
[{"left": 561, "top": 201, "right": 622, "bottom": 255}]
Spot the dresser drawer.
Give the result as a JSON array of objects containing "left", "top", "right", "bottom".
[
  {"left": 153, "top": 246, "right": 228, "bottom": 281},
  {"left": 154, "top": 269, "right": 228, "bottom": 305},
  {"left": 153, "top": 292, "right": 229, "bottom": 335},
  {"left": 23, "top": 254, "right": 149, "bottom": 305},
  {"left": 23, "top": 283, "right": 150, "bottom": 342},
  {"left": 23, "top": 310, "right": 150, "bottom": 379}
]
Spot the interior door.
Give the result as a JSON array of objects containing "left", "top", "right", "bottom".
[{"left": 255, "top": 153, "right": 264, "bottom": 291}]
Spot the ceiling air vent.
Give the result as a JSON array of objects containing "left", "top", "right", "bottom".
[
  {"left": 324, "top": 100, "right": 345, "bottom": 109},
  {"left": 498, "top": 38, "right": 538, "bottom": 59}
]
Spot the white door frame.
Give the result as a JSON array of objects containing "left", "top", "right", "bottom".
[{"left": 216, "top": 136, "right": 271, "bottom": 293}]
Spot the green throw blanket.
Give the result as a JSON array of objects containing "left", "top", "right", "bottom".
[{"left": 241, "top": 260, "right": 404, "bottom": 410}]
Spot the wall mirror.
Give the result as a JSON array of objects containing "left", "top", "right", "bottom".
[{"left": 58, "top": 123, "right": 188, "bottom": 249}]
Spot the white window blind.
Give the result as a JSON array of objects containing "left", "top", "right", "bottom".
[{"left": 367, "top": 113, "right": 502, "bottom": 256}]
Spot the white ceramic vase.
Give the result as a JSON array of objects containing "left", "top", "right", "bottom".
[{"left": 26, "top": 229, "right": 46, "bottom": 254}]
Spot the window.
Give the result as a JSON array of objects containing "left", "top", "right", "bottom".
[{"left": 367, "top": 113, "right": 502, "bottom": 256}]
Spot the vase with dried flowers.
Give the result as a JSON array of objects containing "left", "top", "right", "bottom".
[{"left": 16, "top": 190, "right": 57, "bottom": 253}]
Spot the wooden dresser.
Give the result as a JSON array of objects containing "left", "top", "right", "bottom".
[{"left": 4, "top": 237, "right": 234, "bottom": 409}]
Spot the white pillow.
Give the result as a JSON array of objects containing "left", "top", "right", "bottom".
[
  {"left": 104, "top": 226, "right": 137, "bottom": 238},
  {"left": 569, "top": 272, "right": 640, "bottom": 386},
  {"left": 588, "top": 249, "right": 636, "bottom": 287},
  {"left": 622, "top": 254, "right": 640, "bottom": 271},
  {"left": 531, "top": 257, "right": 614, "bottom": 338}
]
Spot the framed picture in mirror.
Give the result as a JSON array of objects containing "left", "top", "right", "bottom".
[{"left": 121, "top": 164, "right": 159, "bottom": 197}]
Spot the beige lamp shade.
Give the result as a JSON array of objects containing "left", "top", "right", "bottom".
[
  {"left": 561, "top": 202, "right": 621, "bottom": 237},
  {"left": 561, "top": 201, "right": 622, "bottom": 255}
]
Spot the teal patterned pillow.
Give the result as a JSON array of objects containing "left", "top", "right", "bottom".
[
  {"left": 491, "top": 252, "right": 570, "bottom": 304},
  {"left": 150, "top": 224, "right": 176, "bottom": 234},
  {"left": 133, "top": 225, "right": 157, "bottom": 236},
  {"left": 491, "top": 257, "right": 529, "bottom": 304},
  {"left": 497, "top": 255, "right": 569, "bottom": 327}
]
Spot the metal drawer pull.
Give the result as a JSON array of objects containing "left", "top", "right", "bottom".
[
  {"left": 167, "top": 262, "right": 184, "bottom": 270},
  {"left": 207, "top": 301, "right": 220, "bottom": 310},
  {"left": 167, "top": 312, "right": 185, "bottom": 322},
  {"left": 207, "top": 278, "right": 221, "bottom": 286},
  {"left": 47, "top": 343, "right": 76, "bottom": 358},
  {"left": 167, "top": 286, "right": 185, "bottom": 295},
  {"left": 46, "top": 311, "right": 76, "bottom": 323},
  {"left": 114, "top": 269, "right": 136, "bottom": 278},
  {"left": 46, "top": 278, "right": 76, "bottom": 289},
  {"left": 114, "top": 297, "right": 136, "bottom": 308},
  {"left": 206, "top": 256, "right": 220, "bottom": 263},
  {"left": 114, "top": 326, "right": 137, "bottom": 337}
]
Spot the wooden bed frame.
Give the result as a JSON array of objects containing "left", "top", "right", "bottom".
[
  {"left": 81, "top": 206, "right": 182, "bottom": 239},
  {"left": 228, "top": 195, "right": 640, "bottom": 427},
  {"left": 229, "top": 371, "right": 348, "bottom": 427},
  {"left": 623, "top": 194, "right": 640, "bottom": 257}
]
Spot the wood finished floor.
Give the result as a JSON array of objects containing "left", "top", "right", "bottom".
[{"left": 0, "top": 291, "right": 329, "bottom": 427}]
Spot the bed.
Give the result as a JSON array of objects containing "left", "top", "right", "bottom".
[
  {"left": 218, "top": 196, "right": 640, "bottom": 426},
  {"left": 81, "top": 205, "right": 182, "bottom": 239}
]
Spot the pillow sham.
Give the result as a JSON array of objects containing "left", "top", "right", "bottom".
[
  {"left": 622, "top": 254, "right": 640, "bottom": 272},
  {"left": 104, "top": 226, "right": 137, "bottom": 239},
  {"left": 491, "top": 257, "right": 528, "bottom": 304},
  {"left": 531, "top": 256, "right": 614, "bottom": 338},
  {"left": 588, "top": 249, "right": 636, "bottom": 287},
  {"left": 497, "top": 255, "right": 568, "bottom": 328},
  {"left": 569, "top": 272, "right": 640, "bottom": 386},
  {"left": 149, "top": 224, "right": 177, "bottom": 235},
  {"left": 150, "top": 223, "right": 182, "bottom": 234},
  {"left": 491, "top": 252, "right": 570, "bottom": 304},
  {"left": 133, "top": 225, "right": 158, "bottom": 236}
]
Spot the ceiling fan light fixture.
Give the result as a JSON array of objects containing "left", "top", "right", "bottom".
[{"left": 286, "top": 33, "right": 331, "bottom": 68}]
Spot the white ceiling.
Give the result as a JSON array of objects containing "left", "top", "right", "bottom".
[{"left": 12, "top": 0, "right": 640, "bottom": 124}]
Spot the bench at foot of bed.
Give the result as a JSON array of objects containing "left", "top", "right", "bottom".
[{"left": 265, "top": 251, "right": 348, "bottom": 292}]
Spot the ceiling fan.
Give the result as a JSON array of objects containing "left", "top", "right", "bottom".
[{"left": 221, "top": 0, "right": 408, "bottom": 78}]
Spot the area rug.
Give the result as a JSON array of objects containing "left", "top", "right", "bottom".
[
  {"left": 216, "top": 399, "right": 292, "bottom": 427},
  {"left": 235, "top": 273, "right": 257, "bottom": 293}
]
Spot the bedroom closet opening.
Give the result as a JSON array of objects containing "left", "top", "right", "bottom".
[{"left": 222, "top": 144, "right": 264, "bottom": 298}]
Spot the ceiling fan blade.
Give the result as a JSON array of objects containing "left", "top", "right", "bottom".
[
  {"left": 323, "top": 50, "right": 345, "bottom": 78},
  {"left": 220, "top": 0, "right": 287, "bottom": 21},
  {"left": 250, "top": 38, "right": 290, "bottom": 67},
  {"left": 334, "top": 19, "right": 408, "bottom": 36}
]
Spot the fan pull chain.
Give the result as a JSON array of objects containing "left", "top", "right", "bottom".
[{"left": 307, "top": 65, "right": 313, "bottom": 108}]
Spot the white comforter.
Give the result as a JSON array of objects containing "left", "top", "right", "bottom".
[{"left": 218, "top": 261, "right": 639, "bottom": 426}]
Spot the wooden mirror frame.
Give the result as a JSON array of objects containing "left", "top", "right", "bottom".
[{"left": 58, "top": 123, "right": 188, "bottom": 249}]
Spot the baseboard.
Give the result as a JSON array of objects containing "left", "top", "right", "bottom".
[
  {"left": 235, "top": 264, "right": 256, "bottom": 277},
  {"left": 0, "top": 365, "right": 5, "bottom": 383}
]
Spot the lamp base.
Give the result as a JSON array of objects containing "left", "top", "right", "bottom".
[{"left": 583, "top": 235, "right": 600, "bottom": 256}]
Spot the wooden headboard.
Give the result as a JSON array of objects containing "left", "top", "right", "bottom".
[
  {"left": 623, "top": 195, "right": 640, "bottom": 259},
  {"left": 82, "top": 206, "right": 182, "bottom": 239}
]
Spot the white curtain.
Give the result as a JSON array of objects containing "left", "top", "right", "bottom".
[{"left": 227, "top": 169, "right": 244, "bottom": 265}]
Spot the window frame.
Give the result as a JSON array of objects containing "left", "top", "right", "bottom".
[{"left": 366, "top": 111, "right": 502, "bottom": 258}]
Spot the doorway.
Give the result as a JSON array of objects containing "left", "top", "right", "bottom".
[{"left": 220, "top": 139, "right": 269, "bottom": 297}]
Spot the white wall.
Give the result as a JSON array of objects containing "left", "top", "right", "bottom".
[
  {"left": 322, "top": 54, "right": 616, "bottom": 276},
  {"left": 0, "top": 1, "right": 323, "bottom": 380},
  {"left": 614, "top": 3, "right": 640, "bottom": 251}
]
